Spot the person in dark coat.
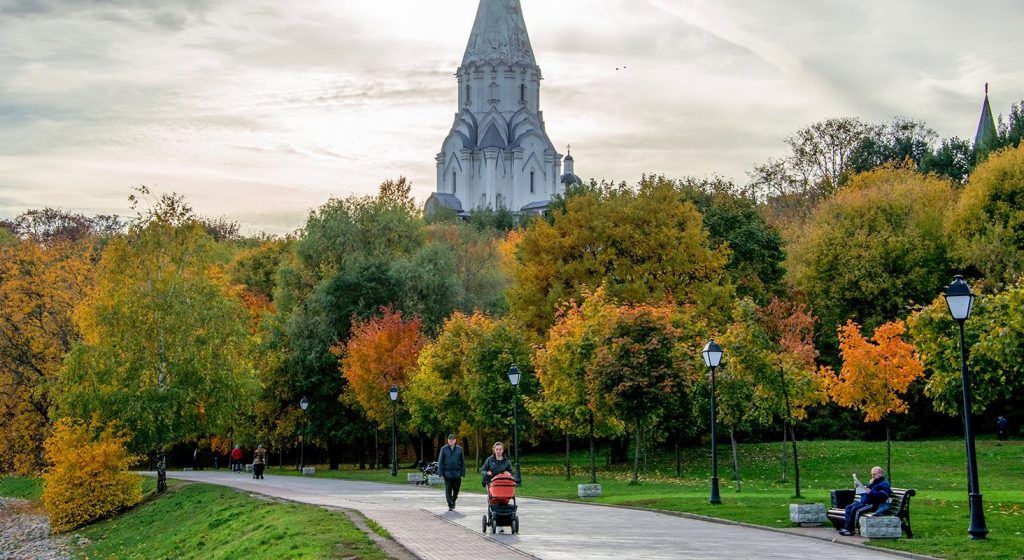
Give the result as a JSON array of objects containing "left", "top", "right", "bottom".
[
  {"left": 839, "top": 466, "right": 891, "bottom": 536},
  {"left": 437, "top": 434, "right": 466, "bottom": 510},
  {"left": 252, "top": 445, "right": 267, "bottom": 480},
  {"left": 997, "top": 416, "right": 1009, "bottom": 441},
  {"left": 480, "top": 441, "right": 513, "bottom": 487}
]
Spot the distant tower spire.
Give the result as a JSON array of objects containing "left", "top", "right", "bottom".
[{"left": 974, "top": 82, "right": 998, "bottom": 156}]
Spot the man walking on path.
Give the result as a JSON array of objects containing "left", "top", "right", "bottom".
[
  {"left": 438, "top": 434, "right": 466, "bottom": 510},
  {"left": 253, "top": 445, "right": 267, "bottom": 479},
  {"left": 997, "top": 416, "right": 1009, "bottom": 441}
]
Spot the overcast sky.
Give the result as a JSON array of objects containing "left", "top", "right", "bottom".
[{"left": 1, "top": 0, "right": 1022, "bottom": 233}]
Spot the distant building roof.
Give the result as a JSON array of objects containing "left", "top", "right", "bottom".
[
  {"left": 520, "top": 200, "right": 550, "bottom": 212},
  {"left": 560, "top": 172, "right": 582, "bottom": 186}
]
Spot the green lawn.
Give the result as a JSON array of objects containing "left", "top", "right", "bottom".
[
  {"left": 76, "top": 482, "right": 388, "bottom": 560},
  {"left": 0, "top": 476, "right": 43, "bottom": 501},
  {"left": 1, "top": 477, "right": 388, "bottom": 560},
  {"left": 280, "top": 438, "right": 1024, "bottom": 560}
]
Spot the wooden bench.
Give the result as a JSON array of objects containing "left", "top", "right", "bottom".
[{"left": 827, "top": 487, "right": 916, "bottom": 538}]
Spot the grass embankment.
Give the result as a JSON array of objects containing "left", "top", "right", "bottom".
[
  {"left": 0, "top": 476, "right": 43, "bottom": 500},
  {"left": 1, "top": 477, "right": 388, "bottom": 560},
  {"left": 284, "top": 438, "right": 1023, "bottom": 560}
]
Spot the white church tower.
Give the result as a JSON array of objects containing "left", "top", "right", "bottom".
[{"left": 426, "top": 0, "right": 571, "bottom": 217}]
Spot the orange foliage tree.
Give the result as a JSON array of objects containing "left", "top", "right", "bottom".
[
  {"left": 823, "top": 320, "right": 924, "bottom": 478},
  {"left": 336, "top": 308, "right": 426, "bottom": 426}
]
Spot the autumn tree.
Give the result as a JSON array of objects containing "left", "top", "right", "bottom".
[
  {"left": 718, "top": 298, "right": 823, "bottom": 498},
  {"left": 786, "top": 165, "right": 956, "bottom": 360},
  {"left": 337, "top": 308, "right": 425, "bottom": 426},
  {"left": 823, "top": 320, "right": 924, "bottom": 478},
  {"left": 947, "top": 144, "right": 1024, "bottom": 289},
  {"left": 507, "top": 179, "right": 727, "bottom": 332},
  {"left": 56, "top": 214, "right": 258, "bottom": 455},
  {"left": 531, "top": 289, "right": 624, "bottom": 483},
  {"left": 591, "top": 303, "right": 687, "bottom": 484},
  {"left": 0, "top": 239, "right": 96, "bottom": 473},
  {"left": 407, "top": 312, "right": 483, "bottom": 439}
]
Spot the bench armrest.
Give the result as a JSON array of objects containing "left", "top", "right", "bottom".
[{"left": 831, "top": 489, "right": 856, "bottom": 509}]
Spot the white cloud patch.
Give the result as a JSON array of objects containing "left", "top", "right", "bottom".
[{"left": 1, "top": 0, "right": 1022, "bottom": 233}]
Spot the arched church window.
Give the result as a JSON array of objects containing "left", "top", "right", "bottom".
[
  {"left": 530, "top": 171, "right": 535, "bottom": 194},
  {"left": 496, "top": 193, "right": 504, "bottom": 209},
  {"left": 489, "top": 81, "right": 499, "bottom": 103},
  {"left": 520, "top": 84, "right": 526, "bottom": 103},
  {"left": 465, "top": 84, "right": 471, "bottom": 105},
  {"left": 452, "top": 172, "right": 457, "bottom": 194}
]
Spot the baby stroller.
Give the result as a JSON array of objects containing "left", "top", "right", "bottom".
[
  {"left": 481, "top": 472, "right": 519, "bottom": 534},
  {"left": 416, "top": 460, "right": 438, "bottom": 486}
]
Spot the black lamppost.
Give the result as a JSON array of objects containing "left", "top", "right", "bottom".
[
  {"left": 299, "top": 396, "right": 309, "bottom": 471},
  {"left": 943, "top": 275, "right": 989, "bottom": 540},
  {"left": 702, "top": 339, "right": 724, "bottom": 505},
  {"left": 389, "top": 385, "right": 399, "bottom": 477},
  {"left": 508, "top": 364, "right": 523, "bottom": 485}
]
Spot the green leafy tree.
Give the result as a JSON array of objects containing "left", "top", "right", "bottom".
[
  {"left": 591, "top": 303, "right": 686, "bottom": 484},
  {"left": 57, "top": 217, "right": 257, "bottom": 454},
  {"left": 908, "top": 284, "right": 1024, "bottom": 417}
]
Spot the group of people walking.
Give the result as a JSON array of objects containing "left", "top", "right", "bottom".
[{"left": 436, "top": 434, "right": 513, "bottom": 510}]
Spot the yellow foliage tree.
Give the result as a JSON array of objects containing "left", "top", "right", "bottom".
[
  {"left": 0, "top": 239, "right": 95, "bottom": 474},
  {"left": 823, "top": 320, "right": 924, "bottom": 478},
  {"left": 42, "top": 418, "right": 142, "bottom": 532}
]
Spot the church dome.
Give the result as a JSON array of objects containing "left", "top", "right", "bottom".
[{"left": 560, "top": 172, "right": 582, "bottom": 186}]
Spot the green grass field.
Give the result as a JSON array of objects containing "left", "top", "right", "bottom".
[
  {"left": 0, "top": 477, "right": 388, "bottom": 560},
  {"left": 280, "top": 438, "right": 1023, "bottom": 560}
]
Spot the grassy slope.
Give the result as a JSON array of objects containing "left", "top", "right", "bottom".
[
  {"left": 282, "top": 438, "right": 1023, "bottom": 560},
  {"left": 75, "top": 483, "right": 388, "bottom": 560},
  {"left": 0, "top": 476, "right": 43, "bottom": 500}
]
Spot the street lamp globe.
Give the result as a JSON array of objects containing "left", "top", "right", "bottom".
[
  {"left": 299, "top": 396, "right": 309, "bottom": 411},
  {"left": 944, "top": 275, "right": 975, "bottom": 322},
  {"left": 507, "top": 364, "right": 522, "bottom": 386},
  {"left": 702, "top": 339, "right": 724, "bottom": 369},
  {"left": 389, "top": 385, "right": 399, "bottom": 402}
]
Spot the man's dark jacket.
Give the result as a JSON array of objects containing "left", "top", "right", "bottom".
[{"left": 438, "top": 444, "right": 466, "bottom": 479}]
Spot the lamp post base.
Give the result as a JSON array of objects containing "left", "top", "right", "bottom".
[
  {"left": 710, "top": 476, "right": 722, "bottom": 505},
  {"left": 968, "top": 492, "right": 989, "bottom": 540}
]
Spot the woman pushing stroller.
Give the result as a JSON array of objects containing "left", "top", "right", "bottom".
[
  {"left": 480, "top": 441, "right": 520, "bottom": 534},
  {"left": 480, "top": 442, "right": 513, "bottom": 486}
]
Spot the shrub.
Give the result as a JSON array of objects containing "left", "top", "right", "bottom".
[{"left": 42, "top": 418, "right": 143, "bottom": 532}]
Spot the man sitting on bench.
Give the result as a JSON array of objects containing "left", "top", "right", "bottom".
[{"left": 839, "top": 466, "right": 891, "bottom": 536}]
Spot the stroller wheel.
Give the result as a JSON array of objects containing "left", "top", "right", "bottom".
[
  {"left": 512, "top": 515, "right": 519, "bottom": 534},
  {"left": 481, "top": 515, "right": 488, "bottom": 533},
  {"left": 490, "top": 518, "right": 497, "bottom": 534}
]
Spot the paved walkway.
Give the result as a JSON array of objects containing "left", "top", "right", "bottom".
[{"left": 164, "top": 471, "right": 909, "bottom": 560}]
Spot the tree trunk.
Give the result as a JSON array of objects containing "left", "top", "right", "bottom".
[
  {"left": 475, "top": 429, "right": 482, "bottom": 469},
  {"left": 675, "top": 441, "right": 681, "bottom": 478},
  {"left": 589, "top": 412, "right": 597, "bottom": 484},
  {"left": 886, "top": 422, "right": 892, "bottom": 485},
  {"left": 779, "top": 367, "right": 801, "bottom": 498},
  {"left": 789, "top": 422, "right": 801, "bottom": 499},
  {"left": 780, "top": 425, "right": 788, "bottom": 482},
  {"left": 329, "top": 440, "right": 340, "bottom": 470},
  {"left": 419, "top": 433, "right": 425, "bottom": 468},
  {"left": 730, "top": 427, "right": 741, "bottom": 492},
  {"left": 373, "top": 425, "right": 379, "bottom": 469},
  {"left": 631, "top": 426, "right": 641, "bottom": 484},
  {"left": 564, "top": 433, "right": 571, "bottom": 480}
]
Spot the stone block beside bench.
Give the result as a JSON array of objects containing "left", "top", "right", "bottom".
[
  {"left": 578, "top": 484, "right": 602, "bottom": 498},
  {"left": 301, "top": 467, "right": 316, "bottom": 476},
  {"left": 789, "top": 503, "right": 827, "bottom": 526},
  {"left": 428, "top": 474, "right": 443, "bottom": 486},
  {"left": 860, "top": 515, "right": 902, "bottom": 539},
  {"left": 406, "top": 473, "right": 421, "bottom": 484}
]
